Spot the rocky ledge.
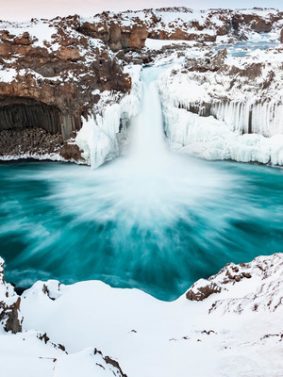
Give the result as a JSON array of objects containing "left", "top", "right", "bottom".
[
  {"left": 186, "top": 253, "right": 283, "bottom": 313},
  {"left": 91, "top": 7, "right": 283, "bottom": 42},
  {"left": 0, "top": 15, "right": 132, "bottom": 161}
]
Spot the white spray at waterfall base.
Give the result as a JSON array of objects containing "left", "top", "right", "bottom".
[
  {"left": 1, "top": 65, "right": 283, "bottom": 300},
  {"left": 7, "top": 65, "right": 238, "bottom": 298},
  {"left": 54, "top": 66, "right": 233, "bottom": 227}
]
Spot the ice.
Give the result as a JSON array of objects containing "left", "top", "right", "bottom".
[{"left": 76, "top": 66, "right": 142, "bottom": 167}]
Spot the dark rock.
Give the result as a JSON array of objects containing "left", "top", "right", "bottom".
[
  {"left": 2, "top": 297, "right": 22, "bottom": 334},
  {"left": 94, "top": 348, "right": 128, "bottom": 377},
  {"left": 186, "top": 282, "right": 222, "bottom": 302},
  {"left": 59, "top": 142, "right": 83, "bottom": 161},
  {"left": 14, "top": 32, "right": 33, "bottom": 45},
  {"left": 78, "top": 20, "right": 148, "bottom": 51},
  {"left": 0, "top": 297, "right": 22, "bottom": 334},
  {"left": 0, "top": 128, "right": 64, "bottom": 157}
]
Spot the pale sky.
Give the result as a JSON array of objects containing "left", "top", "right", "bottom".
[{"left": 2, "top": 0, "right": 282, "bottom": 21}]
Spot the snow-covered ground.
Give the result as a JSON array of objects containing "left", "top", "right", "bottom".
[{"left": 1, "top": 253, "right": 283, "bottom": 377}]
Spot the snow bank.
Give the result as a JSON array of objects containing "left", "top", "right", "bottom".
[
  {"left": 0, "top": 20, "right": 57, "bottom": 49},
  {"left": 0, "top": 253, "right": 283, "bottom": 376},
  {"left": 17, "top": 253, "right": 283, "bottom": 377}
]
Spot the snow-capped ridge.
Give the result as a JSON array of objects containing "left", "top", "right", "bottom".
[{"left": 187, "top": 253, "right": 283, "bottom": 314}]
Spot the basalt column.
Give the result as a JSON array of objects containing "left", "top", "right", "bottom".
[
  {"left": 0, "top": 98, "right": 62, "bottom": 134},
  {"left": 0, "top": 97, "right": 79, "bottom": 157}
]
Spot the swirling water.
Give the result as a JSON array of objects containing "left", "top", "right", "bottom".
[
  {"left": 0, "top": 66, "right": 283, "bottom": 300},
  {"left": 0, "top": 160, "right": 282, "bottom": 300}
]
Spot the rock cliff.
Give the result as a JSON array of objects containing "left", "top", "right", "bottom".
[
  {"left": 1, "top": 7, "right": 283, "bottom": 164},
  {"left": 0, "top": 15, "right": 131, "bottom": 160}
]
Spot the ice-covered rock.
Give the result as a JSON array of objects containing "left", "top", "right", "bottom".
[
  {"left": 159, "top": 46, "right": 283, "bottom": 165},
  {"left": 76, "top": 65, "right": 142, "bottom": 167},
  {"left": 186, "top": 253, "right": 283, "bottom": 314}
]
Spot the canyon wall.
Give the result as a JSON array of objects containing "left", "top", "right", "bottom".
[{"left": 1, "top": 8, "right": 283, "bottom": 164}]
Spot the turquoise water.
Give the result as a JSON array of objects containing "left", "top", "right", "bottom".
[
  {"left": 217, "top": 33, "right": 279, "bottom": 57},
  {"left": 0, "top": 159, "right": 282, "bottom": 300}
]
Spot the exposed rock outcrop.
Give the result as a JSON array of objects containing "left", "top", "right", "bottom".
[
  {"left": 231, "top": 13, "right": 273, "bottom": 33},
  {"left": 95, "top": 8, "right": 283, "bottom": 43},
  {"left": 186, "top": 281, "right": 222, "bottom": 301},
  {"left": 0, "top": 16, "right": 131, "bottom": 160},
  {"left": 1, "top": 8, "right": 283, "bottom": 163},
  {"left": 0, "top": 258, "right": 22, "bottom": 333},
  {"left": 186, "top": 253, "right": 283, "bottom": 314},
  {"left": 78, "top": 16, "right": 148, "bottom": 51},
  {"left": 0, "top": 128, "right": 64, "bottom": 158}
]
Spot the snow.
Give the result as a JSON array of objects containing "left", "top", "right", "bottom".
[
  {"left": 145, "top": 38, "right": 195, "bottom": 50},
  {"left": 0, "top": 68, "right": 17, "bottom": 83},
  {"left": 0, "top": 331, "right": 63, "bottom": 377},
  {"left": 15, "top": 253, "right": 283, "bottom": 377},
  {"left": 53, "top": 348, "right": 125, "bottom": 377},
  {"left": 156, "top": 44, "right": 283, "bottom": 165},
  {"left": 0, "top": 20, "right": 57, "bottom": 48}
]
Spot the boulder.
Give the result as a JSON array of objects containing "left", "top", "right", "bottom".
[
  {"left": 78, "top": 20, "right": 148, "bottom": 51},
  {"left": 186, "top": 281, "right": 222, "bottom": 302},
  {"left": 14, "top": 32, "right": 33, "bottom": 45}
]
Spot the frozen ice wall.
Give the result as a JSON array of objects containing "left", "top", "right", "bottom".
[{"left": 211, "top": 100, "right": 283, "bottom": 137}]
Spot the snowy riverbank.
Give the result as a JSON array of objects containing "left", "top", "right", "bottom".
[{"left": 1, "top": 253, "right": 283, "bottom": 377}]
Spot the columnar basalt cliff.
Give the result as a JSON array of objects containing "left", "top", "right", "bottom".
[
  {"left": 0, "top": 15, "right": 131, "bottom": 160},
  {"left": 1, "top": 8, "right": 283, "bottom": 164}
]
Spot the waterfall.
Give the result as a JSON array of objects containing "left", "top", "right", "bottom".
[
  {"left": 129, "top": 67, "right": 167, "bottom": 164},
  {"left": 17, "top": 65, "right": 232, "bottom": 298}
]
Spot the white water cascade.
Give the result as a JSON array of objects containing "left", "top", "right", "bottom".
[
  {"left": 12, "top": 65, "right": 236, "bottom": 298},
  {"left": 45, "top": 65, "right": 232, "bottom": 229},
  {"left": 129, "top": 67, "right": 167, "bottom": 165}
]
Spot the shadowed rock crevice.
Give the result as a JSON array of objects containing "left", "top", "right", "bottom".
[{"left": 0, "top": 97, "right": 62, "bottom": 135}]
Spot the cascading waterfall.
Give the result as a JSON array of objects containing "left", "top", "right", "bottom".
[
  {"left": 129, "top": 67, "right": 167, "bottom": 163},
  {"left": 2, "top": 65, "right": 282, "bottom": 300}
]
